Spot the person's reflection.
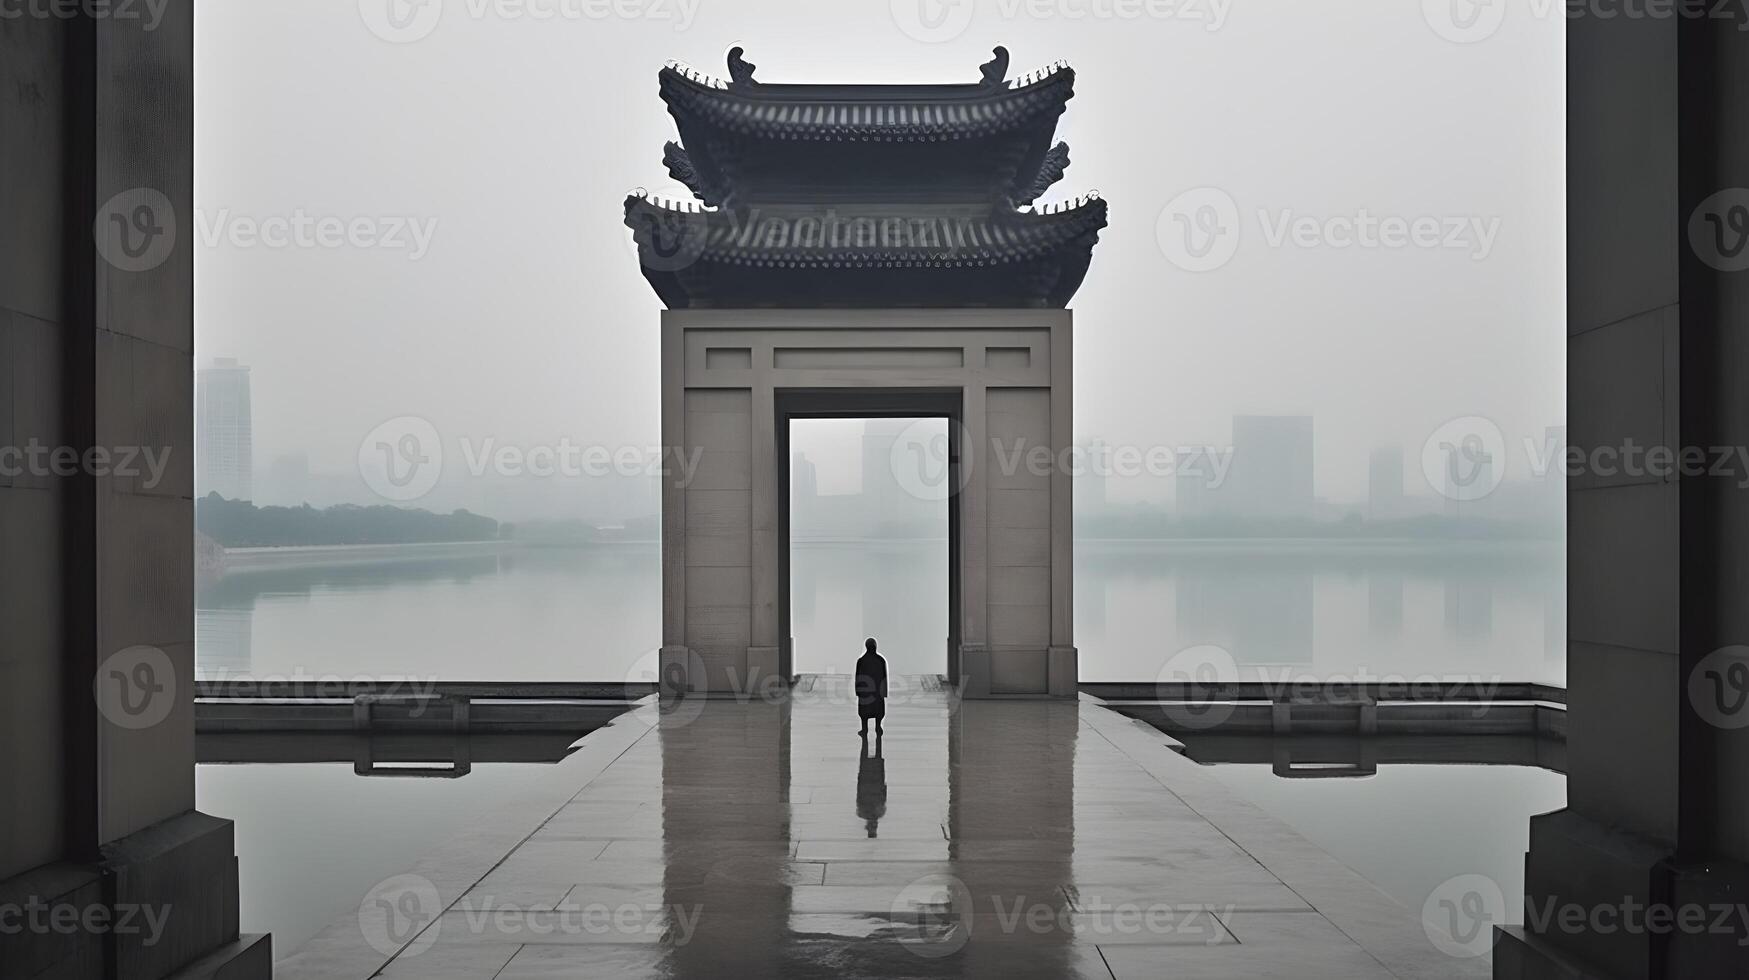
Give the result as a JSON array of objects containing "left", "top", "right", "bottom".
[{"left": 856, "top": 735, "right": 887, "bottom": 837}]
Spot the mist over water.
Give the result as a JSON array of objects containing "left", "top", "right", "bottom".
[{"left": 197, "top": 538, "right": 1561, "bottom": 685}]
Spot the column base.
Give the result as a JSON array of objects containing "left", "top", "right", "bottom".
[
  {"left": 165, "top": 933, "right": 271, "bottom": 980},
  {"left": 1509, "top": 808, "right": 1666, "bottom": 978},
  {"left": 746, "top": 646, "right": 782, "bottom": 696},
  {"left": 0, "top": 811, "right": 264, "bottom": 980},
  {"left": 658, "top": 645, "right": 693, "bottom": 696},
  {"left": 1493, "top": 926, "right": 1620, "bottom": 980},
  {"left": 959, "top": 645, "right": 991, "bottom": 699},
  {"left": 956, "top": 646, "right": 1077, "bottom": 699},
  {"left": 1048, "top": 645, "right": 1078, "bottom": 698},
  {"left": 1666, "top": 859, "right": 1749, "bottom": 977},
  {"left": 1504, "top": 809, "right": 1749, "bottom": 978}
]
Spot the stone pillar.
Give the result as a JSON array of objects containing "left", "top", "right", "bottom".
[
  {"left": 1495, "top": 14, "right": 1749, "bottom": 978},
  {"left": 0, "top": 5, "right": 267, "bottom": 976}
]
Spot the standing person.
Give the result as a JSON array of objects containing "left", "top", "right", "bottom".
[{"left": 855, "top": 637, "right": 887, "bottom": 738}]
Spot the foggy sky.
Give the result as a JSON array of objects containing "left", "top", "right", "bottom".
[{"left": 195, "top": 0, "right": 1564, "bottom": 517}]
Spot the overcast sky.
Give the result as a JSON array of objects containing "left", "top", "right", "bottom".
[{"left": 194, "top": 0, "right": 1564, "bottom": 513}]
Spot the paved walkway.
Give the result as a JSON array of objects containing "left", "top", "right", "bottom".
[{"left": 290, "top": 677, "right": 1484, "bottom": 979}]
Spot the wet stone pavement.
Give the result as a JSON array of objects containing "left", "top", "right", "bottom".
[{"left": 318, "top": 676, "right": 1482, "bottom": 979}]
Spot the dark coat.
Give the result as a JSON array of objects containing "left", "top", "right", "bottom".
[{"left": 854, "top": 652, "right": 887, "bottom": 720}]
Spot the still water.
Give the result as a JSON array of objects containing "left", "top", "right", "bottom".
[
  {"left": 1194, "top": 757, "right": 1565, "bottom": 926},
  {"left": 196, "top": 539, "right": 1564, "bottom": 685},
  {"left": 196, "top": 758, "right": 563, "bottom": 956}
]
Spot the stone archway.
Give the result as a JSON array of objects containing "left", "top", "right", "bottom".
[{"left": 658, "top": 310, "right": 1078, "bottom": 699}]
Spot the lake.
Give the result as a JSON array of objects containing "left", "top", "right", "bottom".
[{"left": 195, "top": 539, "right": 1565, "bottom": 687}]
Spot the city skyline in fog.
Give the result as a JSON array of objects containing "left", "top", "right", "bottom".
[{"left": 195, "top": 0, "right": 1564, "bottom": 521}]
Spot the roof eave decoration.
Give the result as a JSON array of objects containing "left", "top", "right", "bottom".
[
  {"left": 663, "top": 141, "right": 724, "bottom": 207},
  {"left": 656, "top": 48, "right": 1076, "bottom": 143},
  {"left": 726, "top": 45, "right": 758, "bottom": 90},
  {"left": 623, "top": 192, "right": 1107, "bottom": 307},
  {"left": 979, "top": 46, "right": 1010, "bottom": 88},
  {"left": 1016, "top": 141, "right": 1071, "bottom": 207}
]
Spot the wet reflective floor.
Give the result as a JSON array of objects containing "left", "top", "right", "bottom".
[{"left": 350, "top": 678, "right": 1473, "bottom": 979}]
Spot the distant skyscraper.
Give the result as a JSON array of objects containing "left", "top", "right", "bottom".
[
  {"left": 196, "top": 357, "right": 253, "bottom": 502},
  {"left": 1226, "top": 416, "right": 1314, "bottom": 520},
  {"left": 1368, "top": 446, "right": 1405, "bottom": 521}
]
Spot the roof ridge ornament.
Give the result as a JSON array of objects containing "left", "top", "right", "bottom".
[
  {"left": 979, "top": 46, "right": 1010, "bottom": 88},
  {"left": 1007, "top": 59, "right": 1069, "bottom": 91},
  {"left": 726, "top": 46, "right": 758, "bottom": 90}
]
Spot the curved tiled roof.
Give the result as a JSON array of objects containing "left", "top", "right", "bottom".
[
  {"left": 657, "top": 63, "right": 1075, "bottom": 143},
  {"left": 624, "top": 195, "right": 1106, "bottom": 268},
  {"left": 625, "top": 48, "right": 1106, "bottom": 307}
]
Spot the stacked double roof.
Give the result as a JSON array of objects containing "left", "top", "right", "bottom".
[{"left": 625, "top": 47, "right": 1107, "bottom": 308}]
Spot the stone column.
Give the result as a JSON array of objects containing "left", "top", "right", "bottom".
[
  {"left": 0, "top": 6, "right": 266, "bottom": 976},
  {"left": 1496, "top": 14, "right": 1749, "bottom": 978}
]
